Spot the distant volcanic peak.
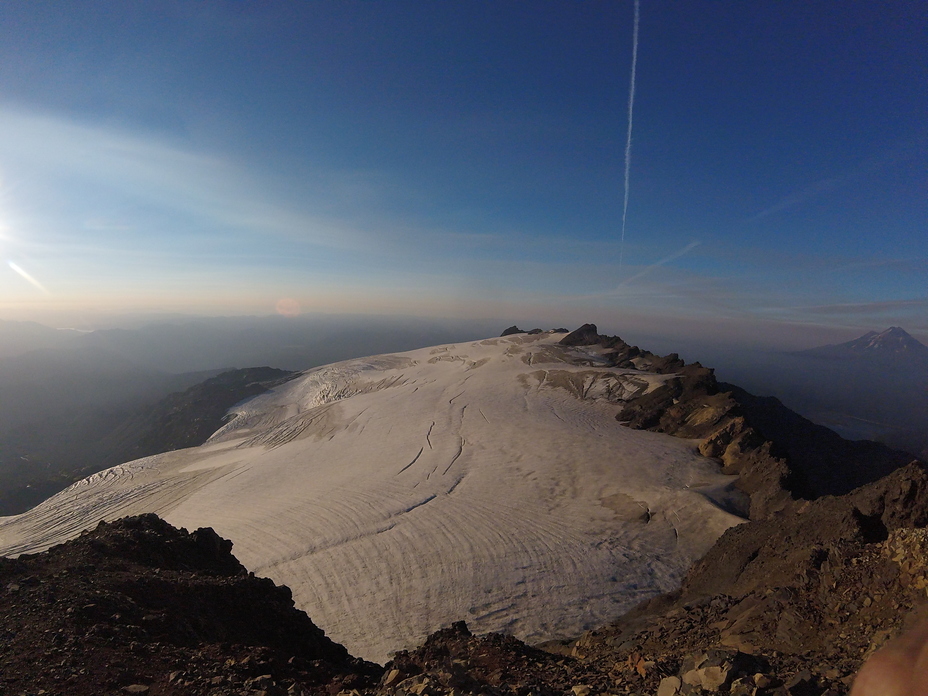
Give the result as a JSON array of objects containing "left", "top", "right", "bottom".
[
  {"left": 876, "top": 325, "right": 922, "bottom": 343},
  {"left": 800, "top": 326, "right": 928, "bottom": 366},
  {"left": 848, "top": 326, "right": 928, "bottom": 354}
]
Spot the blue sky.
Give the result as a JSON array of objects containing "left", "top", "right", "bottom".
[{"left": 0, "top": 1, "right": 924, "bottom": 347}]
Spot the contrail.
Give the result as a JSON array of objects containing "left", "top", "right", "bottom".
[
  {"left": 613, "top": 240, "right": 700, "bottom": 291},
  {"left": 619, "top": 0, "right": 640, "bottom": 270},
  {"left": 8, "top": 261, "right": 50, "bottom": 294}
]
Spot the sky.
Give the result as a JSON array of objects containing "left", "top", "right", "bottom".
[{"left": 0, "top": 1, "right": 924, "bottom": 349}]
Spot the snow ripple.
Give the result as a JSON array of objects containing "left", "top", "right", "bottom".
[{"left": 0, "top": 332, "right": 743, "bottom": 662}]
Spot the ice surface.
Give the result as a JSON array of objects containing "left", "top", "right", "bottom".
[{"left": 0, "top": 332, "right": 743, "bottom": 662}]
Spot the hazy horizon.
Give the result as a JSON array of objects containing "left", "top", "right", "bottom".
[
  {"left": 0, "top": 2, "right": 924, "bottom": 348},
  {"left": 0, "top": 312, "right": 928, "bottom": 376}
]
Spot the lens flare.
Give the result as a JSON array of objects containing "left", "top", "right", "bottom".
[
  {"left": 275, "top": 297, "right": 301, "bottom": 317},
  {"left": 7, "top": 260, "right": 50, "bottom": 294}
]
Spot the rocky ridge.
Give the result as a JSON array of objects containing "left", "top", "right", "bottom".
[{"left": 555, "top": 324, "right": 914, "bottom": 519}]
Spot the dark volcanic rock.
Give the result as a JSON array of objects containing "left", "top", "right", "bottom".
[
  {"left": 0, "top": 514, "right": 379, "bottom": 696},
  {"left": 681, "top": 462, "right": 928, "bottom": 599},
  {"left": 559, "top": 323, "right": 609, "bottom": 348},
  {"left": 559, "top": 323, "right": 687, "bottom": 373},
  {"left": 569, "top": 463, "right": 928, "bottom": 696},
  {"left": 502, "top": 326, "right": 559, "bottom": 337},
  {"left": 562, "top": 323, "right": 925, "bottom": 519},
  {"left": 384, "top": 621, "right": 607, "bottom": 695}
]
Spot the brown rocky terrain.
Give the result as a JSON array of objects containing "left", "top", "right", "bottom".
[
  {"left": 0, "top": 514, "right": 380, "bottom": 696},
  {"left": 5, "top": 478, "right": 928, "bottom": 696},
  {"left": 3, "top": 325, "right": 926, "bottom": 695},
  {"left": 560, "top": 463, "right": 928, "bottom": 695}
]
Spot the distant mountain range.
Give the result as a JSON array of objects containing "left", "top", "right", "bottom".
[{"left": 0, "top": 315, "right": 503, "bottom": 372}]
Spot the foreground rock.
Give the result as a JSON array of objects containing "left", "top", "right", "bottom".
[
  {"left": 0, "top": 514, "right": 379, "bottom": 695},
  {"left": 6, "top": 483, "right": 928, "bottom": 696},
  {"left": 556, "top": 462, "right": 928, "bottom": 695}
]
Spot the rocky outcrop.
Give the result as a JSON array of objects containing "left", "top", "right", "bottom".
[
  {"left": 500, "top": 326, "right": 545, "bottom": 337},
  {"left": 6, "top": 472, "right": 928, "bottom": 695},
  {"left": 559, "top": 323, "right": 688, "bottom": 373},
  {"left": 563, "top": 462, "right": 928, "bottom": 695},
  {"left": 382, "top": 621, "right": 601, "bottom": 695},
  {"left": 681, "top": 462, "right": 928, "bottom": 599},
  {"left": 651, "top": 383, "right": 916, "bottom": 520},
  {"left": 559, "top": 323, "right": 603, "bottom": 347},
  {"left": 0, "top": 514, "right": 378, "bottom": 696},
  {"left": 718, "top": 383, "right": 914, "bottom": 500},
  {"left": 558, "top": 323, "right": 921, "bottom": 520}
]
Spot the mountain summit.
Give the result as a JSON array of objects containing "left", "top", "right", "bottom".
[
  {"left": 841, "top": 326, "right": 928, "bottom": 356},
  {"left": 798, "top": 326, "right": 928, "bottom": 369},
  {"left": 0, "top": 329, "right": 745, "bottom": 662}
]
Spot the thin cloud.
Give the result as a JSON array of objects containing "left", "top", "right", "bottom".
[
  {"left": 611, "top": 241, "right": 701, "bottom": 292},
  {"left": 0, "top": 105, "right": 372, "bottom": 253},
  {"left": 789, "top": 298, "right": 928, "bottom": 315},
  {"left": 572, "top": 241, "right": 704, "bottom": 302},
  {"left": 828, "top": 256, "right": 928, "bottom": 274}
]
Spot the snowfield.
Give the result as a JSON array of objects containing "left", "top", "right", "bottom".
[{"left": 0, "top": 332, "right": 744, "bottom": 662}]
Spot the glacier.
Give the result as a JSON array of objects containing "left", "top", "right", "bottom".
[{"left": 0, "top": 331, "right": 744, "bottom": 662}]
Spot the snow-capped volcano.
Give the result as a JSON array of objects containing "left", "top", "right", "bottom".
[
  {"left": 842, "top": 326, "right": 928, "bottom": 355},
  {"left": 0, "top": 330, "right": 743, "bottom": 662},
  {"left": 798, "top": 327, "right": 928, "bottom": 369}
]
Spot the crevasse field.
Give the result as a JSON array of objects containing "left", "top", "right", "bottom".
[{"left": 0, "top": 332, "right": 743, "bottom": 662}]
